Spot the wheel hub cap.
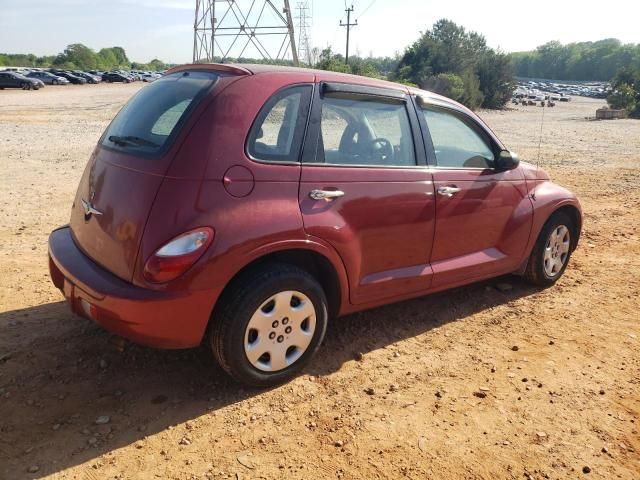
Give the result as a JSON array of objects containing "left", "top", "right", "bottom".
[
  {"left": 244, "top": 290, "right": 316, "bottom": 372},
  {"left": 543, "top": 225, "right": 570, "bottom": 277}
]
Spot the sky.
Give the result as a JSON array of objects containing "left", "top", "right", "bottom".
[{"left": 0, "top": 0, "right": 638, "bottom": 64}]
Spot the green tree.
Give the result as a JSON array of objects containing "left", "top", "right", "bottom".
[
  {"left": 608, "top": 84, "right": 636, "bottom": 112},
  {"left": 477, "top": 50, "right": 515, "bottom": 109},
  {"left": 421, "top": 73, "right": 465, "bottom": 102},
  {"left": 54, "top": 43, "right": 98, "bottom": 70},
  {"left": 608, "top": 67, "right": 640, "bottom": 117},
  {"left": 511, "top": 39, "right": 640, "bottom": 81},
  {"left": 0, "top": 45, "right": 169, "bottom": 72},
  {"left": 315, "top": 47, "right": 351, "bottom": 73},
  {"left": 394, "top": 19, "right": 513, "bottom": 109}
]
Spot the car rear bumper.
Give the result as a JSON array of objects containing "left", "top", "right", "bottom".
[{"left": 48, "top": 226, "right": 213, "bottom": 349}]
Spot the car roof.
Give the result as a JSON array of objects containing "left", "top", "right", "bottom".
[
  {"left": 167, "top": 63, "right": 479, "bottom": 121},
  {"left": 169, "top": 63, "right": 406, "bottom": 91}
]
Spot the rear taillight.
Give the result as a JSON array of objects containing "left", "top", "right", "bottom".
[{"left": 143, "top": 227, "right": 214, "bottom": 283}]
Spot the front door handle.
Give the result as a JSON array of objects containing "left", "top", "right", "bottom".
[
  {"left": 437, "top": 186, "right": 461, "bottom": 197},
  {"left": 309, "top": 189, "right": 345, "bottom": 201}
]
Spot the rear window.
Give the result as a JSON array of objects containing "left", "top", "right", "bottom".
[{"left": 101, "top": 70, "right": 218, "bottom": 157}]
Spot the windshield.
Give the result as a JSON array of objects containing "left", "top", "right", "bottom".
[{"left": 101, "top": 70, "right": 218, "bottom": 157}]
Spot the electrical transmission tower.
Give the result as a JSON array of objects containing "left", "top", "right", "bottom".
[
  {"left": 193, "top": 0, "right": 299, "bottom": 65},
  {"left": 295, "top": 1, "right": 312, "bottom": 65}
]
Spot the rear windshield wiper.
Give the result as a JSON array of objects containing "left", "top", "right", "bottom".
[{"left": 108, "top": 135, "right": 159, "bottom": 148}]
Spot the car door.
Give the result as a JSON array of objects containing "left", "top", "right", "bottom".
[
  {"left": 1, "top": 73, "right": 15, "bottom": 87},
  {"left": 416, "top": 101, "right": 533, "bottom": 288},
  {"left": 299, "top": 82, "right": 436, "bottom": 305}
]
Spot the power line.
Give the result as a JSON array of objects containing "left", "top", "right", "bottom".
[{"left": 356, "top": 0, "right": 377, "bottom": 20}]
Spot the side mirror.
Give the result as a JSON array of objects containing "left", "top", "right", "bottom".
[{"left": 495, "top": 150, "right": 520, "bottom": 171}]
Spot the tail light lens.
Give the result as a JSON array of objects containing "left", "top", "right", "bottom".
[{"left": 143, "top": 227, "right": 214, "bottom": 283}]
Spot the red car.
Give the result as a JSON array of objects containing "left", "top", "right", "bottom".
[{"left": 49, "top": 64, "right": 582, "bottom": 386}]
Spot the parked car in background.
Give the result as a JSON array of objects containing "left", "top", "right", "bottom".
[
  {"left": 26, "top": 71, "right": 68, "bottom": 85},
  {"left": 73, "top": 71, "right": 101, "bottom": 84},
  {"left": 0, "top": 71, "right": 44, "bottom": 90},
  {"left": 142, "top": 73, "right": 160, "bottom": 82},
  {"left": 103, "top": 72, "right": 132, "bottom": 83},
  {"left": 48, "top": 64, "right": 582, "bottom": 387},
  {"left": 51, "top": 70, "right": 87, "bottom": 85}
]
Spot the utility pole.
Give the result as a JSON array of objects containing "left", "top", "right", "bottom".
[{"left": 339, "top": 5, "right": 357, "bottom": 64}]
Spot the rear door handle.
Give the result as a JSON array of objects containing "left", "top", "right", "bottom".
[
  {"left": 309, "top": 189, "right": 345, "bottom": 201},
  {"left": 437, "top": 186, "right": 461, "bottom": 197}
]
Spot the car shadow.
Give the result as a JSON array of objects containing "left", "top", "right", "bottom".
[{"left": 0, "top": 275, "right": 538, "bottom": 478}]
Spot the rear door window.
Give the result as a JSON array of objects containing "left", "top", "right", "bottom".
[
  {"left": 319, "top": 96, "right": 416, "bottom": 167},
  {"left": 101, "top": 70, "right": 218, "bottom": 158}
]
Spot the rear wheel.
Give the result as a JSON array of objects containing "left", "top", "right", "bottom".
[
  {"left": 20, "top": 82, "right": 30, "bottom": 90},
  {"left": 209, "top": 264, "right": 328, "bottom": 387},
  {"left": 524, "top": 212, "right": 574, "bottom": 286}
]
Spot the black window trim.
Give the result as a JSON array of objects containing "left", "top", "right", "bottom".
[
  {"left": 245, "top": 83, "right": 314, "bottom": 165},
  {"left": 98, "top": 69, "right": 224, "bottom": 160},
  {"left": 301, "top": 82, "right": 427, "bottom": 169},
  {"left": 321, "top": 81, "right": 407, "bottom": 101},
  {"left": 415, "top": 97, "right": 501, "bottom": 171}
]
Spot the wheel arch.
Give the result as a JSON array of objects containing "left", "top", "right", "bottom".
[
  {"left": 517, "top": 197, "right": 583, "bottom": 275},
  {"left": 551, "top": 204, "right": 582, "bottom": 251},
  {"left": 210, "top": 244, "right": 349, "bottom": 329}
]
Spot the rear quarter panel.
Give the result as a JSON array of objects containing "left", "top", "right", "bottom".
[{"left": 135, "top": 72, "right": 336, "bottom": 342}]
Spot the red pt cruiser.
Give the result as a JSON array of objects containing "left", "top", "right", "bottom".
[{"left": 48, "top": 64, "right": 582, "bottom": 386}]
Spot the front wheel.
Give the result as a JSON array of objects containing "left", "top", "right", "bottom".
[
  {"left": 209, "top": 264, "right": 328, "bottom": 387},
  {"left": 524, "top": 212, "right": 574, "bottom": 286}
]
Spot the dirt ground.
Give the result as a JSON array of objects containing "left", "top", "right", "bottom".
[{"left": 0, "top": 83, "right": 638, "bottom": 480}]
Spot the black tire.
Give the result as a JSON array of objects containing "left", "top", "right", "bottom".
[
  {"left": 52, "top": 79, "right": 58, "bottom": 85},
  {"left": 209, "top": 263, "right": 328, "bottom": 387},
  {"left": 20, "top": 82, "right": 29, "bottom": 90},
  {"left": 524, "top": 211, "right": 574, "bottom": 286}
]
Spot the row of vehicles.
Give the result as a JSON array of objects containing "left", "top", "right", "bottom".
[
  {"left": 514, "top": 87, "right": 572, "bottom": 103},
  {"left": 0, "top": 68, "right": 164, "bottom": 91},
  {"left": 517, "top": 80, "right": 609, "bottom": 99}
]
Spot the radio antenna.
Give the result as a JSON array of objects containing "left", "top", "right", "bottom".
[{"left": 536, "top": 98, "right": 546, "bottom": 169}]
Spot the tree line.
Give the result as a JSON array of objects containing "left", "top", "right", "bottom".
[
  {"left": 0, "top": 44, "right": 171, "bottom": 71},
  {"left": 3, "top": 24, "right": 640, "bottom": 115},
  {"left": 511, "top": 39, "right": 640, "bottom": 81}
]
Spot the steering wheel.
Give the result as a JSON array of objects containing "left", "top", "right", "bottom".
[{"left": 367, "top": 138, "right": 394, "bottom": 163}]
